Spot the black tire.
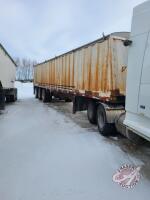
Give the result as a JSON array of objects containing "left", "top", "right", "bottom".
[
  {"left": 10, "top": 95, "right": 15, "bottom": 102},
  {"left": 35, "top": 88, "right": 38, "bottom": 98},
  {"left": 14, "top": 89, "right": 17, "bottom": 101},
  {"left": 6, "top": 95, "right": 15, "bottom": 102},
  {"left": 0, "top": 89, "right": 5, "bottom": 109},
  {"left": 48, "top": 92, "right": 52, "bottom": 102},
  {"left": 97, "top": 104, "right": 115, "bottom": 136},
  {"left": 15, "top": 94, "right": 17, "bottom": 101},
  {"left": 87, "top": 101, "right": 97, "bottom": 124},
  {"left": 42, "top": 89, "right": 52, "bottom": 103},
  {"left": 65, "top": 98, "right": 72, "bottom": 102},
  {"left": 6, "top": 96, "right": 10, "bottom": 103},
  {"left": 38, "top": 88, "right": 42, "bottom": 100},
  {"left": 42, "top": 89, "right": 48, "bottom": 103}
]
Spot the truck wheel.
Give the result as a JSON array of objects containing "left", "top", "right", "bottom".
[
  {"left": 87, "top": 101, "right": 97, "bottom": 124},
  {"left": 65, "top": 98, "right": 72, "bottom": 102},
  {"left": 0, "top": 89, "right": 5, "bottom": 109},
  {"left": 97, "top": 104, "right": 114, "bottom": 136},
  {"left": 14, "top": 89, "right": 17, "bottom": 101},
  {"left": 42, "top": 89, "right": 48, "bottom": 103},
  {"left": 15, "top": 94, "right": 17, "bottom": 101},
  {"left": 47, "top": 91, "right": 52, "bottom": 102},
  {"left": 6, "top": 95, "right": 15, "bottom": 102},
  {"left": 38, "top": 88, "right": 42, "bottom": 100},
  {"left": 10, "top": 95, "right": 15, "bottom": 102},
  {"left": 35, "top": 88, "right": 38, "bottom": 98},
  {"left": 6, "top": 96, "right": 10, "bottom": 103}
]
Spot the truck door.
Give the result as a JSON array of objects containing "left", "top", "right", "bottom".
[{"left": 138, "top": 31, "right": 150, "bottom": 118}]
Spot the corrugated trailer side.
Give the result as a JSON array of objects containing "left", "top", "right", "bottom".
[
  {"left": 34, "top": 32, "right": 129, "bottom": 135},
  {"left": 34, "top": 34, "right": 128, "bottom": 99}
]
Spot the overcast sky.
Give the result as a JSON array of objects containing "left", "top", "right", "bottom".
[{"left": 0, "top": 0, "right": 146, "bottom": 62}]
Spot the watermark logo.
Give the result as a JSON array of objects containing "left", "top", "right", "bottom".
[{"left": 113, "top": 164, "right": 141, "bottom": 189}]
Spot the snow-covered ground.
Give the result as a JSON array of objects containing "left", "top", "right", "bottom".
[
  {"left": 15, "top": 81, "right": 34, "bottom": 99},
  {"left": 0, "top": 82, "right": 150, "bottom": 200}
]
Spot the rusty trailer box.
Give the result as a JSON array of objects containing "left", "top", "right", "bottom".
[{"left": 34, "top": 32, "right": 129, "bottom": 102}]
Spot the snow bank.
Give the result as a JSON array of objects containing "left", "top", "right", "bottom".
[{"left": 15, "top": 81, "right": 34, "bottom": 99}]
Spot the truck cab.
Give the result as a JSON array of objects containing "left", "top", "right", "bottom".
[{"left": 124, "top": 0, "right": 150, "bottom": 141}]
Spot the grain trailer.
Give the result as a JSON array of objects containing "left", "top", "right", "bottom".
[{"left": 34, "top": 32, "right": 129, "bottom": 135}]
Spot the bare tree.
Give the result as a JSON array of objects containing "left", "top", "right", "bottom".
[{"left": 14, "top": 57, "right": 37, "bottom": 82}]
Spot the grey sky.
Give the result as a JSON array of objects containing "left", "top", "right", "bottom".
[{"left": 0, "top": 0, "right": 146, "bottom": 62}]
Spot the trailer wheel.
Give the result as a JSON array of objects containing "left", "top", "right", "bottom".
[
  {"left": 35, "top": 88, "right": 38, "bottom": 98},
  {"left": 97, "top": 104, "right": 114, "bottom": 136},
  {"left": 6, "top": 95, "right": 14, "bottom": 102},
  {"left": 42, "top": 89, "right": 49, "bottom": 103},
  {"left": 6, "top": 96, "right": 10, "bottom": 103},
  {"left": 9, "top": 95, "right": 15, "bottom": 102},
  {"left": 47, "top": 91, "right": 52, "bottom": 102},
  {"left": 38, "top": 88, "right": 42, "bottom": 100},
  {"left": 0, "top": 88, "right": 5, "bottom": 109},
  {"left": 65, "top": 98, "right": 72, "bottom": 102},
  {"left": 14, "top": 89, "right": 17, "bottom": 101},
  {"left": 87, "top": 101, "right": 97, "bottom": 124}
]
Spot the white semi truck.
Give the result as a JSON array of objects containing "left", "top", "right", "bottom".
[
  {"left": 0, "top": 44, "right": 17, "bottom": 109},
  {"left": 116, "top": 0, "right": 150, "bottom": 142}
]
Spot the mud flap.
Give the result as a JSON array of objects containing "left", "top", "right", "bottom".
[
  {"left": 73, "top": 97, "right": 77, "bottom": 114},
  {"left": 72, "top": 96, "right": 87, "bottom": 114}
]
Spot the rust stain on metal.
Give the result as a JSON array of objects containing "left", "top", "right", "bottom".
[
  {"left": 95, "top": 44, "right": 99, "bottom": 92},
  {"left": 109, "top": 39, "right": 114, "bottom": 93},
  {"left": 111, "top": 89, "right": 120, "bottom": 96},
  {"left": 121, "top": 65, "right": 127, "bottom": 72}
]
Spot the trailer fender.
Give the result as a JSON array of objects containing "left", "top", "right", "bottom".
[{"left": 99, "top": 103, "right": 124, "bottom": 124}]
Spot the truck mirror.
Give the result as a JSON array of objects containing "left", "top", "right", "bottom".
[{"left": 124, "top": 40, "right": 132, "bottom": 46}]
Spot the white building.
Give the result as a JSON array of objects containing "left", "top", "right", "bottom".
[{"left": 0, "top": 44, "right": 17, "bottom": 105}]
